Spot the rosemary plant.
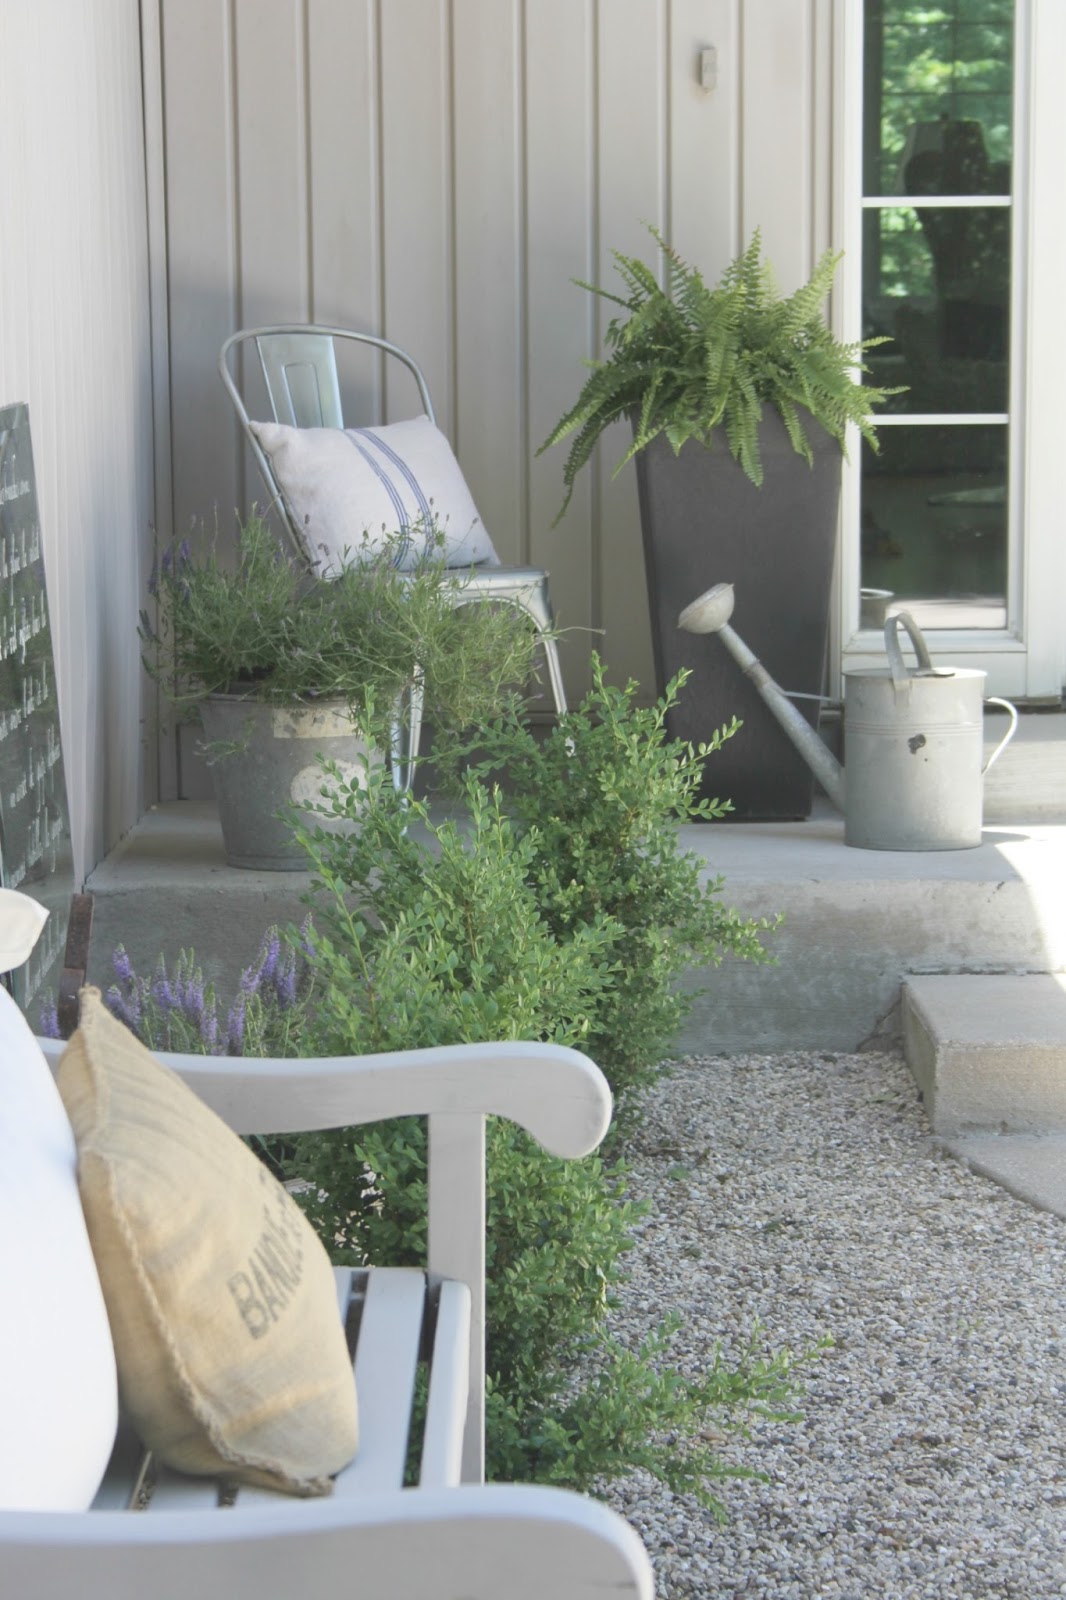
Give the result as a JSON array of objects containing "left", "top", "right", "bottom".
[{"left": 140, "top": 513, "right": 539, "bottom": 745}]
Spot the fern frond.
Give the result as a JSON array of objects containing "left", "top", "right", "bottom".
[{"left": 538, "top": 223, "right": 903, "bottom": 518}]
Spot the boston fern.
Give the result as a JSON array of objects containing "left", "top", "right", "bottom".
[{"left": 541, "top": 227, "right": 897, "bottom": 515}]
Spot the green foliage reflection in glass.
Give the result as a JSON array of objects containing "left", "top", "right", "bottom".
[{"left": 865, "top": 2, "right": 1014, "bottom": 197}]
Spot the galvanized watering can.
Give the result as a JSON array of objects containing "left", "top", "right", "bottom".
[{"left": 678, "top": 584, "right": 1017, "bottom": 851}]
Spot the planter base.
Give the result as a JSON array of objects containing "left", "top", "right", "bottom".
[{"left": 199, "top": 696, "right": 373, "bottom": 869}]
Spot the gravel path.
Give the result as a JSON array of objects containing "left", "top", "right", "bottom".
[{"left": 603, "top": 1049, "right": 1066, "bottom": 1599}]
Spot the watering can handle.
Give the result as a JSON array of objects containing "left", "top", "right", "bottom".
[
  {"left": 884, "top": 611, "right": 933, "bottom": 690},
  {"left": 982, "top": 697, "right": 1018, "bottom": 776}
]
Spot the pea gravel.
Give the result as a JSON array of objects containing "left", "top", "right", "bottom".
[{"left": 602, "top": 1049, "right": 1066, "bottom": 1599}]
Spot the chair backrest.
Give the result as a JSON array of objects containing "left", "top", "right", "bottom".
[{"left": 218, "top": 325, "right": 437, "bottom": 564}]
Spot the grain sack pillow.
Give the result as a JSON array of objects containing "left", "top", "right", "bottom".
[
  {"left": 56, "top": 989, "right": 358, "bottom": 1496},
  {"left": 0, "top": 893, "right": 118, "bottom": 1511},
  {"left": 249, "top": 414, "right": 499, "bottom": 572}
]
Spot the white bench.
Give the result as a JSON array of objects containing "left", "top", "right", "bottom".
[{"left": 1, "top": 1033, "right": 653, "bottom": 1599}]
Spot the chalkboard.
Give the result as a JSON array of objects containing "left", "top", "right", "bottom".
[{"left": 0, "top": 403, "right": 74, "bottom": 1018}]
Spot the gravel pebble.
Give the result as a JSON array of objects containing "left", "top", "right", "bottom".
[{"left": 601, "top": 1049, "right": 1066, "bottom": 1599}]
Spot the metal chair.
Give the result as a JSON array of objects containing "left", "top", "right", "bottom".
[{"left": 219, "top": 326, "right": 567, "bottom": 789}]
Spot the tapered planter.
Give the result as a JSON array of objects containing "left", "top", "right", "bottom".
[
  {"left": 199, "top": 694, "right": 371, "bottom": 869},
  {"left": 635, "top": 409, "right": 841, "bottom": 820}
]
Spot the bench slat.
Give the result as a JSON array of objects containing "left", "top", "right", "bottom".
[
  {"left": 91, "top": 1265, "right": 438, "bottom": 1510},
  {"left": 332, "top": 1267, "right": 426, "bottom": 1496},
  {"left": 419, "top": 1279, "right": 471, "bottom": 1488},
  {"left": 90, "top": 1418, "right": 150, "bottom": 1511},
  {"left": 334, "top": 1265, "right": 354, "bottom": 1325},
  {"left": 147, "top": 1467, "right": 222, "bottom": 1511}
]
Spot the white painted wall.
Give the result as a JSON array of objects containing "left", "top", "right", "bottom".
[
  {"left": 0, "top": 0, "right": 155, "bottom": 877},
  {"left": 154, "top": 0, "right": 835, "bottom": 796}
]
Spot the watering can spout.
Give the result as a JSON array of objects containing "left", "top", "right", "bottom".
[{"left": 678, "top": 584, "right": 847, "bottom": 811}]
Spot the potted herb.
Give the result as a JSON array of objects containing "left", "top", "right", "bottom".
[
  {"left": 141, "top": 514, "right": 535, "bottom": 867},
  {"left": 541, "top": 229, "right": 895, "bottom": 819}
]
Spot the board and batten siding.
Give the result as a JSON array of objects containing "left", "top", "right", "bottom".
[
  {"left": 0, "top": 0, "right": 156, "bottom": 878},
  {"left": 155, "top": 0, "right": 835, "bottom": 795}
]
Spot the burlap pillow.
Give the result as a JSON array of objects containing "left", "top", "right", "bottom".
[{"left": 57, "top": 989, "right": 358, "bottom": 1496}]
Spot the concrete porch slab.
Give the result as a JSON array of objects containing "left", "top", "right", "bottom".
[
  {"left": 672, "top": 808, "right": 1066, "bottom": 1053},
  {"left": 85, "top": 799, "right": 1066, "bottom": 1056}
]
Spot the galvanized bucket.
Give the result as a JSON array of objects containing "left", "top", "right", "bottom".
[
  {"left": 843, "top": 614, "right": 1017, "bottom": 851},
  {"left": 198, "top": 694, "right": 375, "bottom": 869}
]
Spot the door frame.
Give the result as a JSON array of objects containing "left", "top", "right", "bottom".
[{"left": 830, "top": 0, "right": 1066, "bottom": 703}]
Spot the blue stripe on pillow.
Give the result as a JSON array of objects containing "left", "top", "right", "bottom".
[
  {"left": 354, "top": 428, "right": 436, "bottom": 560},
  {"left": 342, "top": 431, "right": 412, "bottom": 565}
]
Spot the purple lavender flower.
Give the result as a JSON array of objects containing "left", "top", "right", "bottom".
[
  {"left": 160, "top": 546, "right": 174, "bottom": 577},
  {"left": 200, "top": 1011, "right": 220, "bottom": 1054},
  {"left": 226, "top": 994, "right": 246, "bottom": 1056},
  {"left": 112, "top": 945, "right": 135, "bottom": 988},
  {"left": 177, "top": 538, "right": 191, "bottom": 567},
  {"left": 38, "top": 997, "right": 61, "bottom": 1039},
  {"left": 150, "top": 958, "right": 174, "bottom": 1012},
  {"left": 273, "top": 953, "right": 298, "bottom": 1010},
  {"left": 105, "top": 985, "right": 138, "bottom": 1033},
  {"left": 183, "top": 970, "right": 206, "bottom": 1023},
  {"left": 238, "top": 957, "right": 262, "bottom": 997},
  {"left": 258, "top": 930, "right": 281, "bottom": 987}
]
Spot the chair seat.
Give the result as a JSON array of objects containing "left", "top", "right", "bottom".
[{"left": 91, "top": 1268, "right": 471, "bottom": 1511}]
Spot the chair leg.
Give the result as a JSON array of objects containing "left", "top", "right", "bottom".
[
  {"left": 389, "top": 668, "right": 425, "bottom": 795},
  {"left": 538, "top": 631, "right": 568, "bottom": 719},
  {"left": 405, "top": 667, "right": 426, "bottom": 793}
]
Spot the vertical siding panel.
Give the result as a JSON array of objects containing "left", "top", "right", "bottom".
[
  {"left": 811, "top": 0, "right": 835, "bottom": 265},
  {"left": 306, "top": 0, "right": 383, "bottom": 422},
  {"left": 232, "top": 0, "right": 309, "bottom": 506},
  {"left": 233, "top": 0, "right": 310, "bottom": 331},
  {"left": 668, "top": 0, "right": 740, "bottom": 281},
  {"left": 142, "top": 0, "right": 175, "bottom": 804},
  {"left": 379, "top": 0, "right": 453, "bottom": 429},
  {"left": 595, "top": 0, "right": 666, "bottom": 694},
  {"left": 0, "top": 0, "right": 153, "bottom": 875},
  {"left": 162, "top": 0, "right": 240, "bottom": 537},
  {"left": 740, "top": 0, "right": 813, "bottom": 289},
  {"left": 526, "top": 0, "right": 595, "bottom": 698},
  {"left": 452, "top": 1, "right": 523, "bottom": 564}
]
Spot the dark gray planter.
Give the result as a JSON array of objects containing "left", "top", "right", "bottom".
[{"left": 634, "top": 409, "right": 841, "bottom": 820}]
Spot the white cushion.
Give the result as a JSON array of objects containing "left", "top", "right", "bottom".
[
  {"left": 0, "top": 894, "right": 118, "bottom": 1510},
  {"left": 249, "top": 415, "right": 499, "bottom": 572}
]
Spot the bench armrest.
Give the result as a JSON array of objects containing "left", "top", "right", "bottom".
[{"left": 38, "top": 1036, "right": 611, "bottom": 1156}]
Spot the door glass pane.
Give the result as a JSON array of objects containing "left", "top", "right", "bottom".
[
  {"left": 861, "top": 425, "right": 1007, "bottom": 630},
  {"left": 861, "top": 0, "right": 1015, "bottom": 629},
  {"left": 865, "top": 4, "right": 1015, "bottom": 194},
  {"left": 862, "top": 205, "right": 1010, "bottom": 411}
]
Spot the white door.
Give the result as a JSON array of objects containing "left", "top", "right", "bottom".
[{"left": 833, "top": 0, "right": 1066, "bottom": 703}]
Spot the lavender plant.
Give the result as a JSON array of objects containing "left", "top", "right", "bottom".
[{"left": 62, "top": 923, "right": 317, "bottom": 1057}]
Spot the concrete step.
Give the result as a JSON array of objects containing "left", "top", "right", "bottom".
[
  {"left": 902, "top": 973, "right": 1066, "bottom": 1135},
  {"left": 941, "top": 1132, "right": 1066, "bottom": 1221}
]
